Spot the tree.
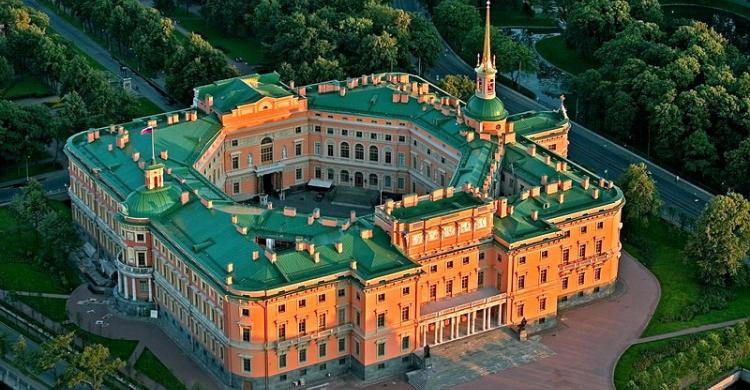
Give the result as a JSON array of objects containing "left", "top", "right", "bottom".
[
  {"left": 433, "top": 0, "right": 481, "bottom": 53},
  {"left": 0, "top": 57, "right": 13, "bottom": 86},
  {"left": 153, "top": 0, "right": 176, "bottom": 14},
  {"left": 166, "top": 33, "right": 238, "bottom": 103},
  {"left": 11, "top": 336, "right": 32, "bottom": 367},
  {"left": 357, "top": 32, "right": 399, "bottom": 74},
  {"left": 408, "top": 14, "right": 442, "bottom": 73},
  {"left": 684, "top": 192, "right": 750, "bottom": 287},
  {"left": 38, "top": 209, "right": 80, "bottom": 267},
  {"left": 10, "top": 179, "right": 50, "bottom": 231},
  {"left": 725, "top": 138, "right": 750, "bottom": 196},
  {"left": 63, "top": 344, "right": 125, "bottom": 390},
  {"left": 682, "top": 129, "right": 717, "bottom": 177},
  {"left": 616, "top": 163, "right": 663, "bottom": 226},
  {"left": 438, "top": 74, "right": 475, "bottom": 101},
  {"left": 36, "top": 332, "right": 74, "bottom": 376},
  {"left": 627, "top": 0, "right": 662, "bottom": 24},
  {"left": 566, "top": 0, "right": 632, "bottom": 57}
]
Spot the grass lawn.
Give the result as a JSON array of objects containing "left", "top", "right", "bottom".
[
  {"left": 134, "top": 348, "right": 187, "bottom": 390},
  {"left": 74, "top": 327, "right": 138, "bottom": 362},
  {"left": 1, "top": 74, "right": 55, "bottom": 100},
  {"left": 660, "top": 0, "right": 750, "bottom": 19},
  {"left": 491, "top": 6, "right": 558, "bottom": 28},
  {"left": 624, "top": 219, "right": 750, "bottom": 337},
  {"left": 535, "top": 35, "right": 596, "bottom": 75},
  {"left": 132, "top": 96, "right": 163, "bottom": 118},
  {"left": 614, "top": 335, "right": 693, "bottom": 389},
  {"left": 175, "top": 16, "right": 267, "bottom": 64},
  {"left": 14, "top": 295, "right": 68, "bottom": 322}
]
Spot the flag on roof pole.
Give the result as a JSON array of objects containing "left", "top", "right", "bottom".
[{"left": 140, "top": 126, "right": 156, "bottom": 163}]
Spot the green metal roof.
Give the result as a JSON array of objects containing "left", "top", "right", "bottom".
[
  {"left": 122, "top": 184, "right": 182, "bottom": 218},
  {"left": 390, "top": 191, "right": 486, "bottom": 222},
  {"left": 509, "top": 110, "right": 568, "bottom": 137},
  {"left": 195, "top": 73, "right": 292, "bottom": 114},
  {"left": 464, "top": 95, "right": 508, "bottom": 122}
]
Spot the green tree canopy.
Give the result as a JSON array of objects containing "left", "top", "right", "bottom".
[
  {"left": 566, "top": 0, "right": 632, "bottom": 58},
  {"left": 438, "top": 74, "right": 475, "bottom": 101},
  {"left": 63, "top": 344, "right": 125, "bottom": 390},
  {"left": 616, "top": 162, "right": 663, "bottom": 226},
  {"left": 684, "top": 192, "right": 750, "bottom": 287}
]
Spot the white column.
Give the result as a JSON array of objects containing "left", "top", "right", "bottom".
[
  {"left": 484, "top": 308, "right": 489, "bottom": 330},
  {"left": 497, "top": 304, "right": 503, "bottom": 326},
  {"left": 123, "top": 275, "right": 129, "bottom": 299},
  {"left": 422, "top": 326, "right": 427, "bottom": 347},
  {"left": 438, "top": 320, "right": 443, "bottom": 344},
  {"left": 148, "top": 280, "right": 153, "bottom": 302},
  {"left": 433, "top": 321, "right": 438, "bottom": 344},
  {"left": 131, "top": 278, "right": 136, "bottom": 301},
  {"left": 468, "top": 312, "right": 474, "bottom": 335},
  {"left": 450, "top": 317, "right": 455, "bottom": 339},
  {"left": 117, "top": 271, "right": 123, "bottom": 294}
]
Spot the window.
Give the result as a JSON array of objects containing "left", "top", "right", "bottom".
[
  {"left": 327, "top": 168, "right": 334, "bottom": 180},
  {"left": 136, "top": 233, "right": 145, "bottom": 242},
  {"left": 278, "top": 304, "right": 286, "bottom": 313},
  {"left": 318, "top": 313, "right": 326, "bottom": 330},
  {"left": 430, "top": 265, "right": 438, "bottom": 273},
  {"left": 337, "top": 288, "right": 345, "bottom": 297},
  {"left": 478, "top": 271, "right": 484, "bottom": 287},
  {"left": 315, "top": 167, "right": 321, "bottom": 179},
  {"left": 261, "top": 137, "right": 273, "bottom": 163},
  {"left": 294, "top": 126, "right": 302, "bottom": 134},
  {"left": 579, "top": 244, "right": 586, "bottom": 258},
  {"left": 519, "top": 256, "right": 526, "bottom": 265},
  {"left": 327, "top": 143, "right": 334, "bottom": 156},
  {"left": 369, "top": 174, "right": 378, "bottom": 187},
  {"left": 298, "top": 319, "right": 306, "bottom": 334},
  {"left": 278, "top": 324, "right": 286, "bottom": 340},
  {"left": 445, "top": 280, "right": 453, "bottom": 295},
  {"left": 385, "top": 151, "right": 392, "bottom": 164},
  {"left": 578, "top": 272, "right": 585, "bottom": 285},
  {"left": 596, "top": 240, "right": 603, "bottom": 254},
  {"left": 401, "top": 336, "right": 410, "bottom": 350},
  {"left": 319, "top": 342, "right": 327, "bottom": 358},
  {"left": 402, "top": 287, "right": 410, "bottom": 295},
  {"left": 327, "top": 127, "right": 334, "bottom": 135},
  {"left": 377, "top": 293, "right": 385, "bottom": 302},
  {"left": 295, "top": 142, "right": 303, "bottom": 156},
  {"left": 540, "top": 269, "right": 548, "bottom": 283},
  {"left": 314, "top": 125, "right": 321, "bottom": 133},
  {"left": 137, "top": 252, "right": 146, "bottom": 266},
  {"left": 401, "top": 306, "right": 410, "bottom": 321},
  {"left": 398, "top": 153, "right": 405, "bottom": 167},
  {"left": 539, "top": 298, "right": 547, "bottom": 311},
  {"left": 562, "top": 249, "right": 570, "bottom": 263},
  {"left": 597, "top": 221, "right": 604, "bottom": 229},
  {"left": 356, "top": 131, "right": 363, "bottom": 138},
  {"left": 398, "top": 135, "right": 406, "bottom": 142},
  {"left": 233, "top": 182, "right": 240, "bottom": 194},
  {"left": 299, "top": 299, "right": 306, "bottom": 308},
  {"left": 314, "top": 142, "right": 321, "bottom": 155},
  {"left": 338, "top": 337, "right": 346, "bottom": 352},
  {"left": 518, "top": 275, "right": 525, "bottom": 289},
  {"left": 462, "top": 256, "right": 470, "bottom": 265},
  {"left": 231, "top": 139, "right": 239, "bottom": 147},
  {"left": 340, "top": 142, "right": 350, "bottom": 158},
  {"left": 461, "top": 276, "right": 469, "bottom": 291},
  {"left": 397, "top": 177, "right": 405, "bottom": 189},
  {"left": 340, "top": 170, "right": 349, "bottom": 183},
  {"left": 299, "top": 348, "right": 307, "bottom": 363},
  {"left": 243, "top": 357, "right": 251, "bottom": 372},
  {"left": 581, "top": 226, "right": 587, "bottom": 234},
  {"left": 429, "top": 285, "right": 437, "bottom": 300},
  {"left": 295, "top": 168, "right": 302, "bottom": 180},
  {"left": 385, "top": 134, "right": 392, "bottom": 141},
  {"left": 318, "top": 293, "right": 326, "bottom": 303},
  {"left": 377, "top": 342, "right": 385, "bottom": 357},
  {"left": 447, "top": 260, "right": 454, "bottom": 269},
  {"left": 355, "top": 311, "right": 361, "bottom": 327},
  {"left": 370, "top": 132, "right": 377, "bottom": 140},
  {"left": 384, "top": 176, "right": 391, "bottom": 188},
  {"left": 377, "top": 313, "right": 386, "bottom": 328},
  {"left": 341, "top": 129, "right": 349, "bottom": 136},
  {"left": 337, "top": 307, "right": 346, "bottom": 324},
  {"left": 517, "top": 304, "right": 524, "bottom": 317},
  {"left": 231, "top": 155, "right": 240, "bottom": 170},
  {"left": 241, "top": 308, "right": 250, "bottom": 317},
  {"left": 355, "top": 144, "right": 364, "bottom": 160},
  {"left": 594, "top": 268, "right": 602, "bottom": 281},
  {"left": 542, "top": 250, "right": 548, "bottom": 259},
  {"left": 369, "top": 146, "right": 379, "bottom": 162},
  {"left": 562, "top": 277, "right": 569, "bottom": 290},
  {"left": 279, "top": 353, "right": 287, "bottom": 368}
]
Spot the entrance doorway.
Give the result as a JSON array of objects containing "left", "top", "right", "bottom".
[
  {"left": 260, "top": 172, "right": 281, "bottom": 194},
  {"left": 354, "top": 172, "right": 364, "bottom": 187}
]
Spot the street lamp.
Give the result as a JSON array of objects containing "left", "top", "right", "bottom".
[{"left": 25, "top": 155, "right": 29, "bottom": 182}]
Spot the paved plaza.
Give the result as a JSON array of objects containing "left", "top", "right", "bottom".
[{"left": 244, "top": 186, "right": 382, "bottom": 218}]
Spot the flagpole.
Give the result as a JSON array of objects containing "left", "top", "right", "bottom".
[{"left": 151, "top": 130, "right": 155, "bottom": 164}]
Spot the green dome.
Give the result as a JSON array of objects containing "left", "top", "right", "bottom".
[
  {"left": 464, "top": 95, "right": 508, "bottom": 122},
  {"left": 122, "top": 185, "right": 181, "bottom": 219}
]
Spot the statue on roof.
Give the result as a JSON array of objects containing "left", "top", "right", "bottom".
[{"left": 559, "top": 95, "right": 569, "bottom": 120}]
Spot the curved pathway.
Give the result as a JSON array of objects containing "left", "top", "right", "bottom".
[{"left": 451, "top": 252, "right": 660, "bottom": 390}]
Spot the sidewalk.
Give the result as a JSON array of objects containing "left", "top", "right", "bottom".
[{"left": 633, "top": 319, "right": 746, "bottom": 345}]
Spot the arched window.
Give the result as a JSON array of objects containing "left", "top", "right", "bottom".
[
  {"left": 340, "top": 142, "right": 350, "bottom": 159},
  {"left": 369, "top": 145, "right": 379, "bottom": 162},
  {"left": 355, "top": 144, "right": 364, "bottom": 160},
  {"left": 261, "top": 137, "right": 273, "bottom": 163},
  {"left": 340, "top": 170, "right": 350, "bottom": 183},
  {"left": 369, "top": 174, "right": 378, "bottom": 187}
]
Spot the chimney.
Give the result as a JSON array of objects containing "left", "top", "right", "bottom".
[
  {"left": 289, "top": 80, "right": 295, "bottom": 89},
  {"left": 147, "top": 119, "right": 157, "bottom": 128},
  {"left": 350, "top": 261, "right": 357, "bottom": 270},
  {"left": 558, "top": 193, "right": 565, "bottom": 204},
  {"left": 360, "top": 229, "right": 373, "bottom": 239},
  {"left": 226, "top": 263, "right": 234, "bottom": 273},
  {"left": 350, "top": 211, "right": 357, "bottom": 223},
  {"left": 520, "top": 190, "right": 530, "bottom": 200},
  {"left": 313, "top": 208, "right": 320, "bottom": 218},
  {"left": 582, "top": 177, "right": 590, "bottom": 190},
  {"left": 132, "top": 152, "right": 140, "bottom": 162},
  {"left": 531, "top": 210, "right": 539, "bottom": 221},
  {"left": 283, "top": 207, "right": 297, "bottom": 217},
  {"left": 527, "top": 144, "right": 536, "bottom": 157},
  {"left": 496, "top": 198, "right": 508, "bottom": 218},
  {"left": 339, "top": 88, "right": 347, "bottom": 97},
  {"left": 307, "top": 244, "right": 316, "bottom": 255},
  {"left": 599, "top": 178, "right": 606, "bottom": 187},
  {"left": 336, "top": 242, "right": 343, "bottom": 253},
  {"left": 313, "top": 252, "right": 320, "bottom": 263},
  {"left": 541, "top": 175, "right": 548, "bottom": 185},
  {"left": 393, "top": 93, "right": 400, "bottom": 103},
  {"left": 160, "top": 150, "right": 169, "bottom": 160},
  {"left": 87, "top": 131, "right": 95, "bottom": 143},
  {"left": 205, "top": 95, "right": 214, "bottom": 112},
  {"left": 231, "top": 215, "right": 238, "bottom": 224},
  {"left": 252, "top": 251, "right": 259, "bottom": 261},
  {"left": 267, "top": 202, "right": 273, "bottom": 210},
  {"left": 307, "top": 215, "right": 315, "bottom": 225},
  {"left": 180, "top": 191, "right": 189, "bottom": 204},
  {"left": 108, "top": 144, "right": 113, "bottom": 152},
  {"left": 138, "top": 161, "right": 145, "bottom": 169},
  {"left": 226, "top": 276, "right": 233, "bottom": 286},
  {"left": 593, "top": 188, "right": 600, "bottom": 199},
  {"left": 266, "top": 251, "right": 277, "bottom": 263},
  {"left": 94, "top": 130, "right": 100, "bottom": 139}
]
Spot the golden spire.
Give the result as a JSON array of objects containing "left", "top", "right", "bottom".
[{"left": 482, "top": 0, "right": 492, "bottom": 68}]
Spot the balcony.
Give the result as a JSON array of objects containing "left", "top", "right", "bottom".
[
  {"left": 420, "top": 287, "right": 506, "bottom": 321},
  {"left": 116, "top": 259, "right": 152, "bottom": 275},
  {"left": 275, "top": 323, "right": 353, "bottom": 350},
  {"left": 558, "top": 251, "right": 611, "bottom": 272}
]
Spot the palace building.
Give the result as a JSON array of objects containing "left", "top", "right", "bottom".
[{"left": 64, "top": 4, "right": 623, "bottom": 389}]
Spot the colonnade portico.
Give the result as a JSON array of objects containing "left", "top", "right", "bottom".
[{"left": 419, "top": 288, "right": 506, "bottom": 347}]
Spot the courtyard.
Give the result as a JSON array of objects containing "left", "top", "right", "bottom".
[{"left": 243, "top": 185, "right": 384, "bottom": 218}]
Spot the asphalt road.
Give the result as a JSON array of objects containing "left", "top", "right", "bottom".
[
  {"left": 394, "top": 0, "right": 712, "bottom": 219},
  {"left": 24, "top": 0, "right": 180, "bottom": 113},
  {"left": 0, "top": 170, "right": 70, "bottom": 205}
]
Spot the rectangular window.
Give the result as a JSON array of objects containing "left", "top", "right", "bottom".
[
  {"left": 337, "top": 288, "right": 345, "bottom": 297},
  {"left": 243, "top": 357, "right": 251, "bottom": 372},
  {"left": 318, "top": 313, "right": 326, "bottom": 330},
  {"left": 327, "top": 128, "right": 334, "bottom": 135},
  {"left": 401, "top": 306, "right": 410, "bottom": 321},
  {"left": 327, "top": 144, "right": 334, "bottom": 156},
  {"left": 278, "top": 304, "right": 286, "bottom": 313},
  {"left": 232, "top": 182, "right": 240, "bottom": 194},
  {"left": 478, "top": 271, "right": 484, "bottom": 287},
  {"left": 337, "top": 307, "right": 346, "bottom": 325},
  {"left": 338, "top": 337, "right": 346, "bottom": 352},
  {"left": 398, "top": 153, "right": 405, "bottom": 167},
  {"left": 385, "top": 151, "right": 392, "bottom": 164},
  {"left": 562, "top": 249, "right": 570, "bottom": 263},
  {"left": 385, "top": 134, "right": 392, "bottom": 141},
  {"left": 596, "top": 240, "right": 603, "bottom": 254},
  {"left": 397, "top": 177, "right": 405, "bottom": 189},
  {"left": 447, "top": 260, "right": 454, "bottom": 269},
  {"left": 517, "top": 304, "right": 524, "bottom": 317},
  {"left": 402, "top": 335, "right": 410, "bottom": 350},
  {"left": 298, "top": 319, "right": 306, "bottom": 334},
  {"left": 355, "top": 340, "right": 360, "bottom": 356},
  {"left": 519, "top": 256, "right": 526, "bottom": 265},
  {"left": 315, "top": 167, "right": 321, "bottom": 179},
  {"left": 597, "top": 221, "right": 604, "bottom": 229},
  {"left": 319, "top": 342, "right": 327, "bottom": 358},
  {"left": 377, "top": 342, "right": 385, "bottom": 357},
  {"left": 242, "top": 327, "right": 251, "bottom": 342},
  {"left": 137, "top": 252, "right": 146, "bottom": 266},
  {"left": 581, "top": 226, "right": 588, "bottom": 234},
  {"left": 314, "top": 142, "right": 321, "bottom": 155},
  {"left": 562, "top": 277, "right": 569, "bottom": 290},
  {"left": 341, "top": 129, "right": 349, "bottom": 136},
  {"left": 355, "top": 311, "right": 361, "bottom": 327},
  {"left": 278, "top": 323, "right": 286, "bottom": 340},
  {"left": 429, "top": 285, "right": 437, "bottom": 300},
  {"left": 541, "top": 250, "right": 548, "bottom": 259},
  {"left": 231, "top": 139, "right": 239, "bottom": 147},
  {"left": 377, "top": 293, "right": 385, "bottom": 302},
  {"left": 318, "top": 293, "right": 326, "bottom": 303},
  {"left": 578, "top": 272, "right": 585, "bottom": 285},
  {"left": 579, "top": 244, "right": 586, "bottom": 258},
  {"left": 461, "top": 275, "right": 469, "bottom": 291},
  {"left": 356, "top": 131, "right": 363, "bottom": 138},
  {"left": 232, "top": 155, "right": 239, "bottom": 170},
  {"left": 299, "top": 348, "right": 307, "bottom": 363},
  {"left": 370, "top": 132, "right": 377, "bottom": 140},
  {"left": 295, "top": 168, "right": 302, "bottom": 180},
  {"left": 314, "top": 125, "right": 321, "bottom": 133},
  {"left": 518, "top": 275, "right": 525, "bottom": 290},
  {"left": 462, "top": 256, "right": 470, "bottom": 265},
  {"left": 295, "top": 142, "right": 303, "bottom": 156},
  {"left": 540, "top": 269, "right": 548, "bottom": 283},
  {"left": 539, "top": 298, "right": 547, "bottom": 311},
  {"left": 136, "top": 233, "right": 145, "bottom": 242},
  {"left": 299, "top": 299, "right": 306, "bottom": 308},
  {"left": 279, "top": 353, "right": 287, "bottom": 368},
  {"left": 241, "top": 308, "right": 250, "bottom": 317},
  {"left": 445, "top": 280, "right": 453, "bottom": 295},
  {"left": 402, "top": 287, "right": 410, "bottom": 295},
  {"left": 377, "top": 313, "right": 386, "bottom": 328},
  {"left": 398, "top": 135, "right": 406, "bottom": 142},
  {"left": 594, "top": 268, "right": 602, "bottom": 281}
]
